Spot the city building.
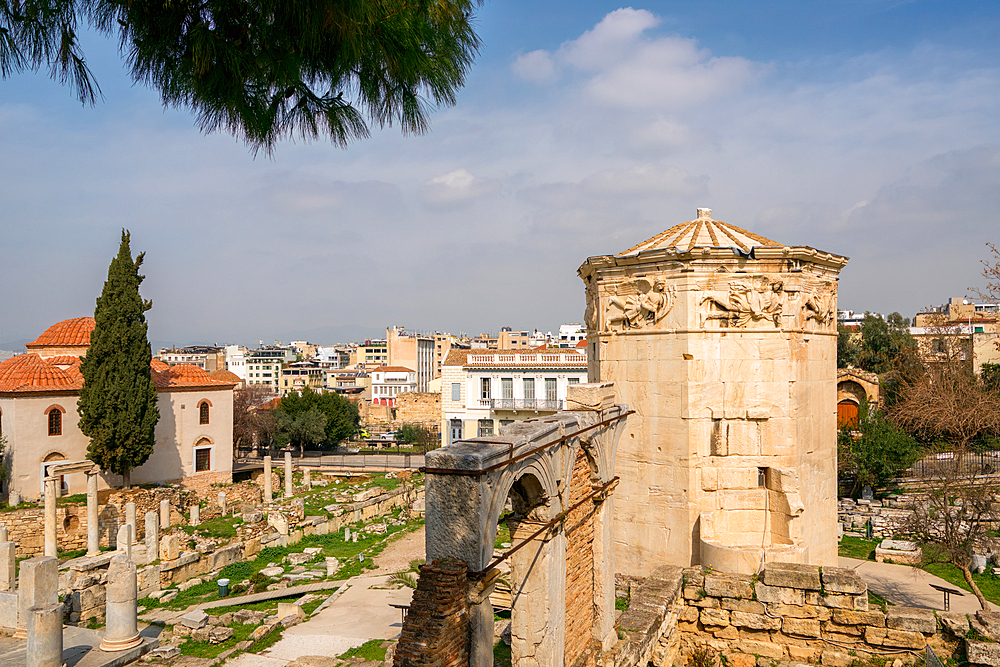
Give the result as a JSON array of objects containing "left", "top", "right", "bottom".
[
  {"left": 914, "top": 296, "right": 1000, "bottom": 327},
  {"left": 290, "top": 341, "right": 317, "bottom": 360},
  {"left": 497, "top": 328, "right": 532, "bottom": 349},
  {"left": 245, "top": 346, "right": 297, "bottom": 392},
  {"left": 440, "top": 348, "right": 587, "bottom": 446},
  {"left": 836, "top": 310, "right": 878, "bottom": 330},
  {"left": 370, "top": 366, "right": 417, "bottom": 407},
  {"left": 315, "top": 346, "right": 351, "bottom": 369},
  {"left": 557, "top": 323, "right": 586, "bottom": 347},
  {"left": 386, "top": 326, "right": 435, "bottom": 392},
  {"left": 470, "top": 334, "right": 498, "bottom": 349},
  {"left": 224, "top": 344, "right": 247, "bottom": 380},
  {"left": 0, "top": 317, "right": 236, "bottom": 498},
  {"left": 356, "top": 340, "right": 388, "bottom": 370},
  {"left": 280, "top": 360, "right": 325, "bottom": 396},
  {"left": 158, "top": 345, "right": 225, "bottom": 371},
  {"left": 910, "top": 297, "right": 1000, "bottom": 373}
]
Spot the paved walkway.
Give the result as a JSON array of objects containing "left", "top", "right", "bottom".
[
  {"left": 839, "top": 556, "right": 1000, "bottom": 613},
  {"left": 225, "top": 574, "right": 413, "bottom": 666}
]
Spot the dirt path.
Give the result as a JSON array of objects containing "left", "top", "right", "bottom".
[{"left": 370, "top": 524, "right": 425, "bottom": 575}]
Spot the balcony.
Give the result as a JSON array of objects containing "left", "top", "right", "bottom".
[{"left": 479, "top": 398, "right": 563, "bottom": 411}]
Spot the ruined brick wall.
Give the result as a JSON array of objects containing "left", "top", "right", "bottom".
[
  {"left": 394, "top": 559, "right": 470, "bottom": 667},
  {"left": 565, "top": 449, "right": 598, "bottom": 667},
  {"left": 180, "top": 471, "right": 234, "bottom": 496},
  {"left": 0, "top": 506, "right": 88, "bottom": 557},
  {"left": 394, "top": 392, "right": 441, "bottom": 424},
  {"left": 215, "top": 481, "right": 263, "bottom": 509},
  {"left": 105, "top": 487, "right": 195, "bottom": 537},
  {"left": 673, "top": 563, "right": 958, "bottom": 666}
]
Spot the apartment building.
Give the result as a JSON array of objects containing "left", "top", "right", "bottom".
[
  {"left": 557, "top": 323, "right": 586, "bottom": 348},
  {"left": 497, "top": 328, "right": 532, "bottom": 349},
  {"left": 245, "top": 347, "right": 297, "bottom": 392},
  {"left": 440, "top": 348, "right": 587, "bottom": 445},
  {"left": 224, "top": 344, "right": 248, "bottom": 380},
  {"left": 387, "top": 326, "right": 435, "bottom": 392},
  {"left": 371, "top": 366, "right": 417, "bottom": 407},
  {"left": 158, "top": 345, "right": 225, "bottom": 371},
  {"left": 280, "top": 361, "right": 325, "bottom": 396},
  {"left": 357, "top": 340, "right": 388, "bottom": 369}
]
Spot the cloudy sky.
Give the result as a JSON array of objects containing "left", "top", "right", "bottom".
[{"left": 2, "top": 1, "right": 1000, "bottom": 349}]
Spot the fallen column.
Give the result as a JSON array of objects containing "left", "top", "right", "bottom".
[{"left": 100, "top": 553, "right": 142, "bottom": 651}]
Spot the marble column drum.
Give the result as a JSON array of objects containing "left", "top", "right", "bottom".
[
  {"left": 264, "top": 455, "right": 273, "bottom": 502},
  {"left": 284, "top": 451, "right": 293, "bottom": 498},
  {"left": 100, "top": 553, "right": 142, "bottom": 651},
  {"left": 43, "top": 477, "right": 57, "bottom": 558},
  {"left": 26, "top": 603, "right": 62, "bottom": 667},
  {"left": 144, "top": 511, "right": 158, "bottom": 559},
  {"left": 86, "top": 472, "right": 99, "bottom": 556}
]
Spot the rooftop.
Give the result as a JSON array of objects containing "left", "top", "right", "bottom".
[
  {"left": 619, "top": 208, "right": 780, "bottom": 256},
  {"left": 443, "top": 349, "right": 587, "bottom": 368},
  {"left": 26, "top": 317, "right": 95, "bottom": 349}
]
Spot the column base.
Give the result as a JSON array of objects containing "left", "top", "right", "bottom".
[
  {"left": 12, "top": 627, "right": 25, "bottom": 640},
  {"left": 100, "top": 632, "right": 142, "bottom": 652}
]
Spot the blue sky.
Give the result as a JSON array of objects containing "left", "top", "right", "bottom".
[{"left": 3, "top": 2, "right": 1000, "bottom": 348}]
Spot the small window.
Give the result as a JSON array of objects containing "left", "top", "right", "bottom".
[
  {"left": 195, "top": 447, "right": 211, "bottom": 472},
  {"left": 478, "top": 419, "right": 494, "bottom": 438},
  {"left": 48, "top": 409, "right": 62, "bottom": 436},
  {"left": 568, "top": 377, "right": 580, "bottom": 385},
  {"left": 199, "top": 402, "right": 210, "bottom": 425},
  {"left": 481, "top": 377, "right": 491, "bottom": 400},
  {"left": 451, "top": 383, "right": 461, "bottom": 402},
  {"left": 757, "top": 467, "right": 768, "bottom": 488}
]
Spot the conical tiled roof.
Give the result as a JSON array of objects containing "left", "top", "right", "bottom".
[{"left": 619, "top": 208, "right": 781, "bottom": 256}]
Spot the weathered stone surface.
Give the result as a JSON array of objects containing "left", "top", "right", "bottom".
[
  {"left": 864, "top": 626, "right": 926, "bottom": 649},
  {"left": 761, "top": 563, "right": 821, "bottom": 591},
  {"left": 713, "top": 625, "right": 738, "bottom": 640},
  {"left": 704, "top": 573, "right": 753, "bottom": 599},
  {"left": 721, "top": 598, "right": 765, "bottom": 614},
  {"left": 260, "top": 567, "right": 284, "bottom": 577},
  {"left": 735, "top": 639, "right": 784, "bottom": 659},
  {"left": 821, "top": 567, "right": 866, "bottom": 594},
  {"left": 755, "top": 582, "right": 805, "bottom": 605},
  {"left": 820, "top": 650, "right": 854, "bottom": 667},
  {"left": 180, "top": 609, "right": 208, "bottom": 629},
  {"left": 781, "top": 617, "right": 821, "bottom": 638},
  {"left": 886, "top": 606, "right": 936, "bottom": 634},
  {"left": 973, "top": 611, "right": 1000, "bottom": 641},
  {"left": 678, "top": 606, "right": 699, "bottom": 623},
  {"left": 938, "top": 612, "right": 969, "bottom": 637},
  {"left": 831, "top": 609, "right": 884, "bottom": 627},
  {"left": 729, "top": 611, "right": 781, "bottom": 631},
  {"left": 210, "top": 627, "right": 235, "bottom": 644},
  {"left": 967, "top": 639, "right": 1000, "bottom": 667},
  {"left": 699, "top": 608, "right": 730, "bottom": 627}
]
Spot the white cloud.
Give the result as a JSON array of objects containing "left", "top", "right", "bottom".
[
  {"left": 557, "top": 8, "right": 660, "bottom": 71},
  {"left": 421, "top": 168, "right": 499, "bottom": 208},
  {"left": 512, "top": 50, "right": 558, "bottom": 83},
  {"left": 583, "top": 164, "right": 707, "bottom": 196}
]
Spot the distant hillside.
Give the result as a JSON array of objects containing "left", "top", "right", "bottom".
[{"left": 0, "top": 350, "right": 15, "bottom": 362}]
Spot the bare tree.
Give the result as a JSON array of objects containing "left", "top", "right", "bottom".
[
  {"left": 889, "top": 367, "right": 1000, "bottom": 450},
  {"left": 233, "top": 385, "right": 277, "bottom": 455},
  {"left": 973, "top": 242, "right": 1000, "bottom": 303},
  {"left": 902, "top": 463, "right": 996, "bottom": 610}
]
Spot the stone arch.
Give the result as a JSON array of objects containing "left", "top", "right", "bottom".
[
  {"left": 837, "top": 379, "right": 866, "bottom": 406},
  {"left": 42, "top": 451, "right": 68, "bottom": 495},
  {"left": 414, "top": 403, "right": 628, "bottom": 667}
]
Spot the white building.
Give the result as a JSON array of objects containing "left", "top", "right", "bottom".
[
  {"left": 370, "top": 366, "right": 417, "bottom": 407},
  {"left": 557, "top": 323, "right": 586, "bottom": 347},
  {"left": 224, "top": 344, "right": 247, "bottom": 380},
  {"left": 245, "top": 347, "right": 297, "bottom": 392},
  {"left": 440, "top": 349, "right": 587, "bottom": 445}
]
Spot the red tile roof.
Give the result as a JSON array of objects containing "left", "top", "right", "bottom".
[
  {"left": 371, "top": 366, "right": 415, "bottom": 373},
  {"left": 26, "top": 317, "right": 95, "bottom": 349},
  {"left": 0, "top": 355, "right": 233, "bottom": 394}
]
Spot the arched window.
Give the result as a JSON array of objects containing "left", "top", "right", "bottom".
[
  {"left": 199, "top": 401, "right": 210, "bottom": 425},
  {"left": 47, "top": 409, "right": 62, "bottom": 436}
]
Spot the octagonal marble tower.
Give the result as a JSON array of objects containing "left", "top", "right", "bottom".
[{"left": 578, "top": 209, "right": 848, "bottom": 575}]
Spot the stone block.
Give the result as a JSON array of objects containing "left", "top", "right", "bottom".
[
  {"left": 875, "top": 540, "right": 922, "bottom": 565},
  {"left": 821, "top": 567, "right": 866, "bottom": 594},
  {"left": 820, "top": 650, "right": 854, "bottom": 667},
  {"left": 831, "top": 609, "right": 884, "bottom": 627},
  {"left": 864, "top": 626, "right": 926, "bottom": 649},
  {"left": 765, "top": 603, "right": 830, "bottom": 620},
  {"left": 735, "top": 640, "right": 783, "bottom": 659},
  {"left": 967, "top": 640, "right": 1000, "bottom": 667},
  {"left": 729, "top": 611, "right": 781, "bottom": 631},
  {"left": 755, "top": 582, "right": 804, "bottom": 605},
  {"left": 180, "top": 609, "right": 209, "bottom": 629},
  {"left": 210, "top": 627, "right": 235, "bottom": 644},
  {"left": 713, "top": 625, "right": 738, "bottom": 640},
  {"left": 938, "top": 611, "right": 969, "bottom": 637},
  {"left": 808, "top": 591, "right": 867, "bottom": 610},
  {"left": 973, "top": 611, "right": 1000, "bottom": 641},
  {"left": 704, "top": 573, "right": 753, "bottom": 599},
  {"left": 782, "top": 617, "right": 821, "bottom": 638},
  {"left": 700, "top": 608, "right": 730, "bottom": 627},
  {"left": 678, "top": 607, "right": 699, "bottom": 623},
  {"left": 192, "top": 627, "right": 211, "bottom": 642},
  {"left": 787, "top": 645, "right": 821, "bottom": 663},
  {"left": 886, "top": 606, "right": 936, "bottom": 634},
  {"left": 159, "top": 534, "right": 180, "bottom": 562},
  {"left": 761, "top": 562, "right": 821, "bottom": 590},
  {"left": 0, "top": 591, "right": 16, "bottom": 629},
  {"left": 721, "top": 598, "right": 765, "bottom": 614},
  {"left": 277, "top": 602, "right": 305, "bottom": 621},
  {"left": 566, "top": 382, "right": 615, "bottom": 410}
]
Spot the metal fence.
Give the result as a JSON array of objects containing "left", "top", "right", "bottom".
[
  {"left": 237, "top": 450, "right": 424, "bottom": 470},
  {"left": 905, "top": 449, "right": 1000, "bottom": 478}
]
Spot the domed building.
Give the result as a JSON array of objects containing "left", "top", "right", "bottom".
[{"left": 0, "top": 317, "right": 236, "bottom": 499}]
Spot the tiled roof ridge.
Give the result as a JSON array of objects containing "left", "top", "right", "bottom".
[
  {"left": 26, "top": 317, "right": 96, "bottom": 348},
  {"left": 0, "top": 354, "right": 235, "bottom": 393},
  {"left": 617, "top": 211, "right": 782, "bottom": 257}
]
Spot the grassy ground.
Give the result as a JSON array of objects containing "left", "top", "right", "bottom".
[
  {"left": 339, "top": 639, "right": 388, "bottom": 662},
  {"left": 179, "top": 623, "right": 257, "bottom": 658},
  {"left": 922, "top": 562, "right": 1000, "bottom": 606},
  {"left": 838, "top": 536, "right": 880, "bottom": 561},
  {"left": 181, "top": 514, "right": 244, "bottom": 540},
  {"left": 494, "top": 522, "right": 510, "bottom": 550},
  {"left": 140, "top": 510, "right": 424, "bottom": 611},
  {"left": 493, "top": 641, "right": 512, "bottom": 667}
]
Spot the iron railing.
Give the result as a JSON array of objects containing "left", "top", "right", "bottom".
[
  {"left": 905, "top": 449, "right": 1000, "bottom": 478},
  {"left": 488, "top": 398, "right": 563, "bottom": 411}
]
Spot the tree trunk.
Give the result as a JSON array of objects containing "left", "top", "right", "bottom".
[
  {"left": 123, "top": 469, "right": 131, "bottom": 489},
  {"left": 960, "top": 563, "right": 990, "bottom": 611}
]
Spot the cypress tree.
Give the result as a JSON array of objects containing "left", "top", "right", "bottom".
[{"left": 78, "top": 230, "right": 159, "bottom": 487}]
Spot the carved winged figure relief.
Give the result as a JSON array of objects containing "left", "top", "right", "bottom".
[
  {"left": 605, "top": 277, "right": 676, "bottom": 331},
  {"left": 802, "top": 290, "right": 835, "bottom": 328},
  {"left": 701, "top": 277, "right": 784, "bottom": 328}
]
